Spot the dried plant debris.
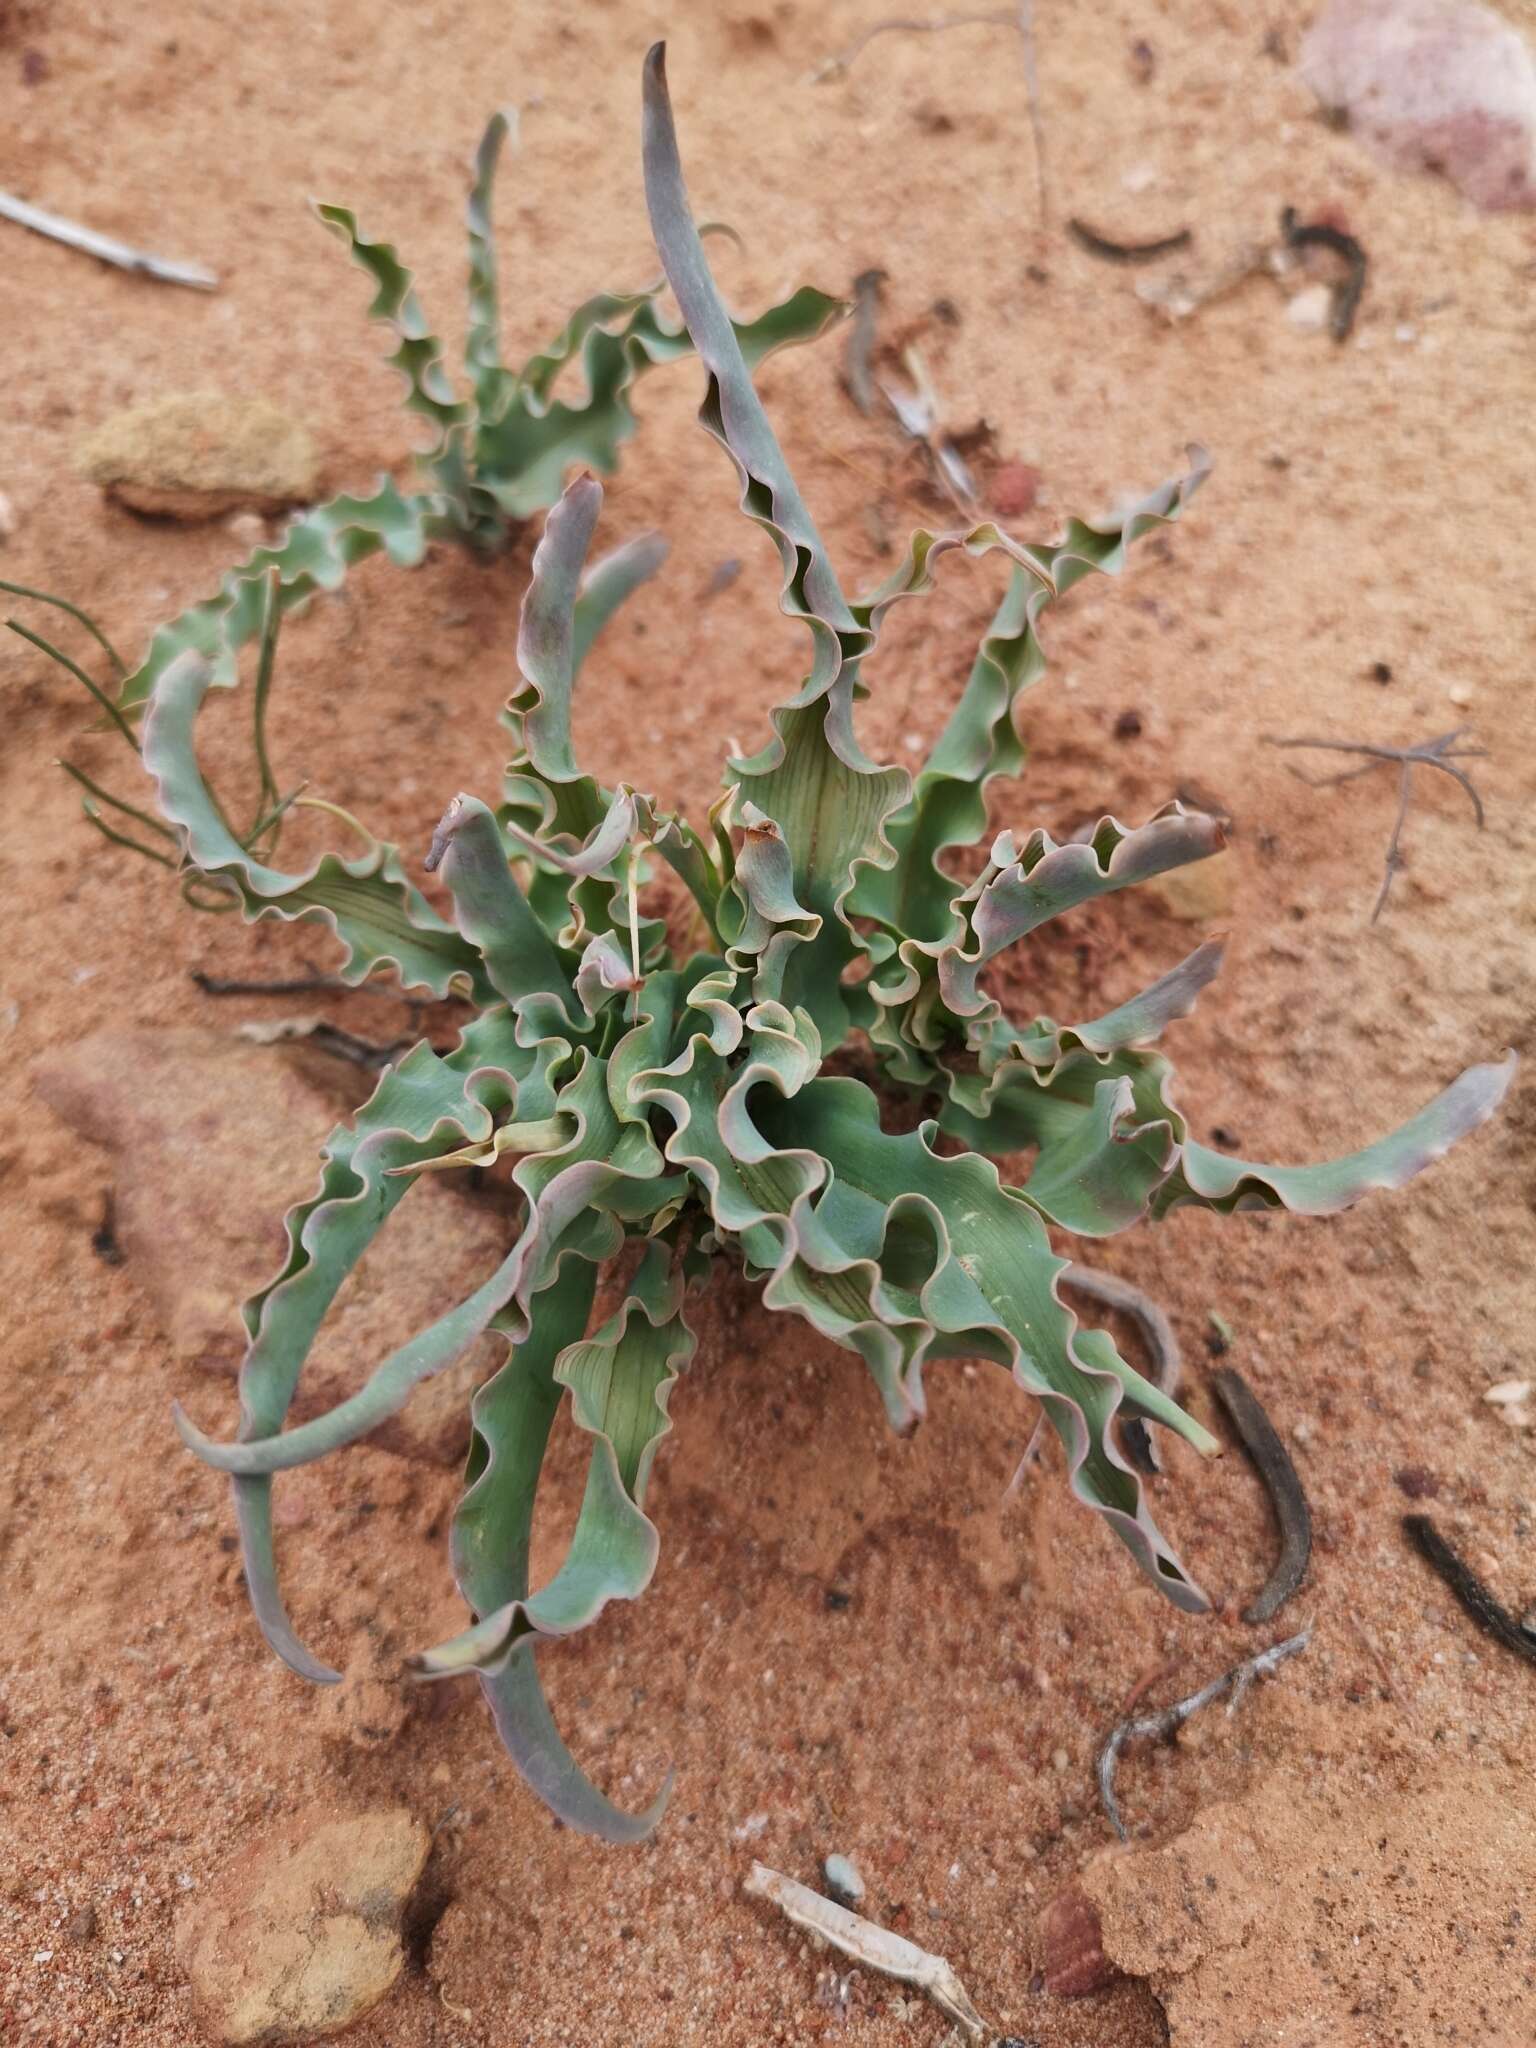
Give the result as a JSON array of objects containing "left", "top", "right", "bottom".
[
  {"left": 878, "top": 346, "right": 982, "bottom": 513},
  {"left": 809, "top": 7, "right": 1049, "bottom": 217},
  {"left": 844, "top": 268, "right": 888, "bottom": 415},
  {"left": 0, "top": 186, "right": 217, "bottom": 288},
  {"left": 1096, "top": 1626, "right": 1314, "bottom": 1839},
  {"left": 743, "top": 1862, "right": 988, "bottom": 2041},
  {"left": 1133, "top": 207, "right": 1364, "bottom": 336},
  {"left": 1404, "top": 1515, "right": 1536, "bottom": 1669},
  {"left": 1279, "top": 206, "right": 1368, "bottom": 341},
  {"left": 1211, "top": 1366, "right": 1312, "bottom": 1622},
  {"left": 1067, "top": 219, "right": 1193, "bottom": 265},
  {"left": 1265, "top": 725, "right": 1487, "bottom": 920},
  {"left": 57, "top": 48, "right": 1514, "bottom": 1845}
]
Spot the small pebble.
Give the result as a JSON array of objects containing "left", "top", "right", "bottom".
[
  {"left": 1286, "top": 283, "right": 1334, "bottom": 333},
  {"left": 0, "top": 487, "right": 16, "bottom": 540},
  {"left": 1448, "top": 683, "right": 1473, "bottom": 707},
  {"left": 1051, "top": 1746, "right": 1070, "bottom": 1773},
  {"left": 65, "top": 1905, "right": 98, "bottom": 1944},
  {"left": 823, "top": 1854, "right": 865, "bottom": 1906}
]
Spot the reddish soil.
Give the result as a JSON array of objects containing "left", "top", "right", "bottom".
[{"left": 2, "top": 3, "right": 1533, "bottom": 2044}]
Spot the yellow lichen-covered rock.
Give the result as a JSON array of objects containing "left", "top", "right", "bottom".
[{"left": 76, "top": 392, "right": 319, "bottom": 518}]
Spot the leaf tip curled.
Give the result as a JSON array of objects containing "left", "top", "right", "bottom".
[{"left": 424, "top": 794, "right": 467, "bottom": 874}]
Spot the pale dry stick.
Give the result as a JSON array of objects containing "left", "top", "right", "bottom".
[
  {"left": 1265, "top": 727, "right": 1487, "bottom": 922},
  {"left": 743, "top": 1862, "right": 988, "bottom": 2041},
  {"left": 1096, "top": 1622, "right": 1313, "bottom": 1840},
  {"left": 807, "top": 10, "right": 1015, "bottom": 84},
  {"left": 808, "top": 5, "right": 1049, "bottom": 219},
  {"left": 0, "top": 188, "right": 218, "bottom": 288}
]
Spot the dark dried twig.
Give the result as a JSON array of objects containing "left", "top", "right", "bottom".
[
  {"left": 1404, "top": 1515, "right": 1536, "bottom": 1670},
  {"left": 1212, "top": 1366, "right": 1311, "bottom": 1622},
  {"left": 193, "top": 966, "right": 356, "bottom": 999},
  {"left": 1265, "top": 726, "right": 1487, "bottom": 921},
  {"left": 1096, "top": 1624, "right": 1313, "bottom": 1840},
  {"left": 91, "top": 1191, "right": 125, "bottom": 1268},
  {"left": 1067, "top": 219, "right": 1192, "bottom": 265},
  {"left": 844, "top": 267, "right": 887, "bottom": 415},
  {"left": 0, "top": 187, "right": 218, "bottom": 289},
  {"left": 1063, "top": 1263, "right": 1181, "bottom": 1476},
  {"left": 1280, "top": 205, "right": 1366, "bottom": 341},
  {"left": 236, "top": 1016, "right": 414, "bottom": 1071}
]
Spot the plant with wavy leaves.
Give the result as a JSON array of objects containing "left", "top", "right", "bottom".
[
  {"left": 8, "top": 102, "right": 838, "bottom": 918},
  {"left": 154, "top": 50, "right": 1513, "bottom": 1839}
]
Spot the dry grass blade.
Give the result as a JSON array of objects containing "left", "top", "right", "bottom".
[
  {"left": 743, "top": 1862, "right": 988, "bottom": 2040},
  {"left": 808, "top": 6, "right": 1048, "bottom": 218}
]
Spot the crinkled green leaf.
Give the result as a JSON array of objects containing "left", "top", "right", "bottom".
[
  {"left": 172, "top": 1009, "right": 532, "bottom": 1680},
  {"left": 432, "top": 1254, "right": 673, "bottom": 1841},
  {"left": 141, "top": 651, "right": 489, "bottom": 998},
  {"left": 472, "top": 282, "right": 844, "bottom": 523},
  {"left": 1154, "top": 1054, "right": 1516, "bottom": 1217},
  {"left": 938, "top": 804, "right": 1227, "bottom": 1022},
  {"left": 851, "top": 449, "right": 1209, "bottom": 958},
  {"left": 316, "top": 201, "right": 468, "bottom": 439},
  {"left": 417, "top": 1239, "right": 696, "bottom": 1677},
  {"left": 151, "top": 49, "right": 1515, "bottom": 1845},
  {"left": 643, "top": 45, "right": 905, "bottom": 1044},
  {"left": 116, "top": 479, "right": 435, "bottom": 718},
  {"left": 465, "top": 108, "right": 516, "bottom": 415},
  {"left": 642, "top": 1028, "right": 1215, "bottom": 1607}
]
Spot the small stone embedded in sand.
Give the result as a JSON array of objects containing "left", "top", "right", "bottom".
[
  {"left": 1038, "top": 1883, "right": 1120, "bottom": 1998},
  {"left": 32, "top": 1028, "right": 512, "bottom": 1463},
  {"left": 1284, "top": 282, "right": 1335, "bottom": 333},
  {"left": 822, "top": 1853, "right": 865, "bottom": 1906},
  {"left": 1300, "top": 0, "right": 1536, "bottom": 213},
  {"left": 989, "top": 461, "right": 1040, "bottom": 518},
  {"left": 174, "top": 1806, "right": 429, "bottom": 2044},
  {"left": 1079, "top": 1764, "right": 1536, "bottom": 2040},
  {"left": 1144, "top": 847, "right": 1234, "bottom": 922},
  {"left": 75, "top": 392, "right": 320, "bottom": 519}
]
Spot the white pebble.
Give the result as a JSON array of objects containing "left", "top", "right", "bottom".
[
  {"left": 823, "top": 1853, "right": 865, "bottom": 1905},
  {"left": 1286, "top": 284, "right": 1334, "bottom": 333}
]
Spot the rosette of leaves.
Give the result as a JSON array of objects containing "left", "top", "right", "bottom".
[
  {"left": 7, "top": 101, "right": 837, "bottom": 917},
  {"left": 153, "top": 49, "right": 1511, "bottom": 1840}
]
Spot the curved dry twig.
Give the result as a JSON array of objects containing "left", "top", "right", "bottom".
[{"left": 1096, "top": 1624, "right": 1314, "bottom": 1839}]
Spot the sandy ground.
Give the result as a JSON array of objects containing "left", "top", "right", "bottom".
[{"left": 2, "top": 2, "right": 1534, "bottom": 2043}]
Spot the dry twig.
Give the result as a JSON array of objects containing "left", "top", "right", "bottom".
[
  {"left": 743, "top": 1862, "right": 988, "bottom": 2040},
  {"left": 0, "top": 188, "right": 217, "bottom": 289},
  {"left": 809, "top": 6, "right": 1049, "bottom": 219},
  {"left": 1265, "top": 726, "right": 1487, "bottom": 921},
  {"left": 1096, "top": 1624, "right": 1313, "bottom": 1840},
  {"left": 1212, "top": 1366, "right": 1312, "bottom": 1622}
]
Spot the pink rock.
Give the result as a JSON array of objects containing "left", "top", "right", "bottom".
[{"left": 1301, "top": 0, "right": 1536, "bottom": 211}]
